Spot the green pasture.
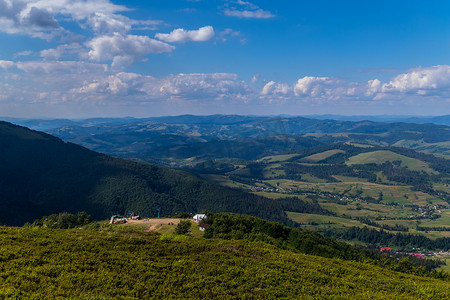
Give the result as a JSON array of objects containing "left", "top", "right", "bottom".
[
  {"left": 419, "top": 211, "right": 450, "bottom": 228},
  {"left": 286, "top": 212, "right": 370, "bottom": 229},
  {"left": 276, "top": 180, "right": 441, "bottom": 206},
  {"left": 257, "top": 154, "right": 299, "bottom": 163},
  {"left": 302, "top": 149, "right": 345, "bottom": 162},
  {"left": 346, "top": 150, "right": 437, "bottom": 174},
  {"left": 200, "top": 174, "right": 251, "bottom": 189}
]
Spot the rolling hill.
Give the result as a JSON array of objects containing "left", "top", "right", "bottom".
[{"left": 25, "top": 115, "right": 450, "bottom": 165}]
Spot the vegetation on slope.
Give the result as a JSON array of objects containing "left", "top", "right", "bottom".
[
  {"left": 0, "top": 225, "right": 449, "bottom": 299},
  {"left": 324, "top": 226, "right": 450, "bottom": 251},
  {"left": 203, "top": 213, "right": 447, "bottom": 274}
]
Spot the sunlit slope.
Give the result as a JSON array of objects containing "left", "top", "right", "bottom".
[
  {"left": 346, "top": 150, "right": 437, "bottom": 174},
  {"left": 0, "top": 226, "right": 449, "bottom": 299}
]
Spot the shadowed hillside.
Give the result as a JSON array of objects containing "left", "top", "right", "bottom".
[{"left": 0, "top": 121, "right": 322, "bottom": 225}]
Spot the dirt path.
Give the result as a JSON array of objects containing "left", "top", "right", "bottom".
[{"left": 125, "top": 218, "right": 181, "bottom": 231}]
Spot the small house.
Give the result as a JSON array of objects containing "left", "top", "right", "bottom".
[
  {"left": 193, "top": 214, "right": 207, "bottom": 222},
  {"left": 380, "top": 247, "right": 394, "bottom": 252},
  {"left": 199, "top": 223, "right": 210, "bottom": 231}
]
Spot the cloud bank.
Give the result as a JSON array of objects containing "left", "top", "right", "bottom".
[{"left": 1, "top": 61, "right": 449, "bottom": 116}]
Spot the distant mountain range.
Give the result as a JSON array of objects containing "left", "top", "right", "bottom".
[
  {"left": 6, "top": 115, "right": 447, "bottom": 165},
  {"left": 3, "top": 114, "right": 450, "bottom": 132},
  {"left": 304, "top": 115, "right": 450, "bottom": 126}
]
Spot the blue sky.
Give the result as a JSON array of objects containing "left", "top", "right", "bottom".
[{"left": 0, "top": 0, "right": 449, "bottom": 118}]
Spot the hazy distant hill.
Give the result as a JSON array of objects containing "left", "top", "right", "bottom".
[
  {"left": 305, "top": 114, "right": 450, "bottom": 126},
  {"left": 0, "top": 121, "right": 320, "bottom": 225},
  {"left": 35, "top": 115, "right": 450, "bottom": 165}
]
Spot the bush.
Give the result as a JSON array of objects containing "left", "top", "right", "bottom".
[
  {"left": 31, "top": 212, "right": 92, "bottom": 229},
  {"left": 174, "top": 220, "right": 192, "bottom": 234}
]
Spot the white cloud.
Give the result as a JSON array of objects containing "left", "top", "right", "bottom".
[
  {"left": 0, "top": 0, "right": 159, "bottom": 39},
  {"left": 15, "top": 50, "right": 33, "bottom": 57},
  {"left": 86, "top": 12, "right": 161, "bottom": 34},
  {"left": 16, "top": 60, "right": 106, "bottom": 74},
  {"left": 87, "top": 12, "right": 132, "bottom": 34},
  {"left": 40, "top": 43, "right": 85, "bottom": 60},
  {"left": 74, "top": 72, "right": 146, "bottom": 96},
  {"left": 216, "top": 28, "right": 241, "bottom": 42},
  {"left": 223, "top": 1, "right": 274, "bottom": 19},
  {"left": 71, "top": 72, "right": 252, "bottom": 103},
  {"left": 294, "top": 76, "right": 339, "bottom": 97},
  {"left": 0, "top": 60, "right": 15, "bottom": 70},
  {"left": 234, "top": 0, "right": 258, "bottom": 9},
  {"left": 366, "top": 79, "right": 382, "bottom": 96},
  {"left": 157, "top": 73, "right": 250, "bottom": 99},
  {"left": 0, "top": 0, "right": 62, "bottom": 39},
  {"left": 87, "top": 33, "right": 175, "bottom": 67},
  {"left": 2, "top": 58, "right": 450, "bottom": 117},
  {"left": 261, "top": 81, "right": 289, "bottom": 95},
  {"left": 155, "top": 26, "right": 215, "bottom": 43},
  {"left": 251, "top": 72, "right": 260, "bottom": 83},
  {"left": 381, "top": 65, "right": 450, "bottom": 93},
  {"left": 223, "top": 9, "right": 275, "bottom": 19}
]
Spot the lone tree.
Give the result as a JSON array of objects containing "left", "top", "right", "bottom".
[{"left": 174, "top": 220, "right": 192, "bottom": 234}]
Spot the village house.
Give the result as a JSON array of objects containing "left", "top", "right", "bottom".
[
  {"left": 193, "top": 214, "right": 207, "bottom": 222},
  {"left": 199, "top": 223, "right": 210, "bottom": 231}
]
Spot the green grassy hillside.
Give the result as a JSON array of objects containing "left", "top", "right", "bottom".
[
  {"left": 0, "top": 225, "right": 449, "bottom": 299},
  {"left": 346, "top": 150, "right": 436, "bottom": 173}
]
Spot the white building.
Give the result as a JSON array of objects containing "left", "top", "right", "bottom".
[{"left": 193, "top": 214, "right": 207, "bottom": 222}]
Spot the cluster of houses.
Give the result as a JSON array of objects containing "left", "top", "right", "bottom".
[
  {"left": 193, "top": 214, "right": 210, "bottom": 231},
  {"left": 415, "top": 204, "right": 448, "bottom": 218},
  {"left": 249, "top": 186, "right": 280, "bottom": 193},
  {"left": 379, "top": 246, "right": 450, "bottom": 258}
]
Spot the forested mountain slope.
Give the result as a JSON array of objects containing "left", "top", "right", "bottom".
[{"left": 0, "top": 121, "right": 315, "bottom": 225}]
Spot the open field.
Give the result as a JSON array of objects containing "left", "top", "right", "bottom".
[
  {"left": 258, "top": 154, "right": 299, "bottom": 163},
  {"left": 346, "top": 150, "right": 437, "bottom": 174},
  {"left": 252, "top": 191, "right": 300, "bottom": 199},
  {"left": 419, "top": 211, "right": 450, "bottom": 228},
  {"left": 438, "top": 258, "right": 450, "bottom": 273},
  {"left": 286, "top": 212, "right": 374, "bottom": 229},
  {"left": 303, "top": 149, "right": 345, "bottom": 162},
  {"left": 271, "top": 179, "right": 444, "bottom": 206},
  {"left": 199, "top": 174, "right": 251, "bottom": 189}
]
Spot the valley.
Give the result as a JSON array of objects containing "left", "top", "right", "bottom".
[{"left": 187, "top": 143, "right": 450, "bottom": 244}]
